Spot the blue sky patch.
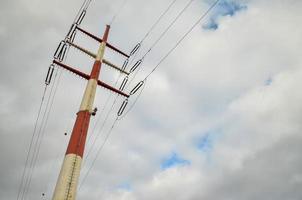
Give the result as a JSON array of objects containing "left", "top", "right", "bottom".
[
  {"left": 265, "top": 77, "right": 273, "bottom": 86},
  {"left": 203, "top": 0, "right": 247, "bottom": 30},
  {"left": 117, "top": 181, "right": 132, "bottom": 191},
  {"left": 161, "top": 152, "right": 190, "bottom": 170},
  {"left": 197, "top": 133, "right": 213, "bottom": 152},
  {"left": 195, "top": 128, "right": 222, "bottom": 153}
]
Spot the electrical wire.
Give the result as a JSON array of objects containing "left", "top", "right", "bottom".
[
  {"left": 17, "top": 0, "right": 98, "bottom": 196},
  {"left": 85, "top": 70, "right": 124, "bottom": 158},
  {"left": 20, "top": 0, "right": 219, "bottom": 196},
  {"left": 21, "top": 68, "right": 64, "bottom": 200},
  {"left": 19, "top": 84, "right": 55, "bottom": 200},
  {"left": 78, "top": 0, "right": 195, "bottom": 190},
  {"left": 79, "top": 116, "right": 119, "bottom": 190},
  {"left": 83, "top": 0, "right": 93, "bottom": 11},
  {"left": 124, "top": 0, "right": 178, "bottom": 70},
  {"left": 20, "top": 71, "right": 62, "bottom": 199},
  {"left": 16, "top": 86, "right": 47, "bottom": 200},
  {"left": 144, "top": 0, "right": 220, "bottom": 80},
  {"left": 119, "top": 0, "right": 221, "bottom": 122},
  {"left": 140, "top": 0, "right": 178, "bottom": 43},
  {"left": 109, "top": 0, "right": 129, "bottom": 26},
  {"left": 73, "top": 0, "right": 88, "bottom": 22},
  {"left": 18, "top": 0, "right": 115, "bottom": 198},
  {"left": 107, "top": 0, "right": 222, "bottom": 143},
  {"left": 84, "top": 92, "right": 119, "bottom": 161},
  {"left": 86, "top": 91, "right": 112, "bottom": 144},
  {"left": 141, "top": 0, "right": 195, "bottom": 59},
  {"left": 41, "top": 135, "right": 66, "bottom": 199},
  {"left": 118, "top": 79, "right": 146, "bottom": 120},
  {"left": 81, "top": 2, "right": 221, "bottom": 189},
  {"left": 123, "top": 0, "right": 193, "bottom": 91},
  {"left": 79, "top": 79, "right": 145, "bottom": 188}
]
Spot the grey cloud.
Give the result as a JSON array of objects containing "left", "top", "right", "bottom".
[
  {"left": 200, "top": 134, "right": 302, "bottom": 200},
  {"left": 1, "top": 0, "right": 302, "bottom": 199}
]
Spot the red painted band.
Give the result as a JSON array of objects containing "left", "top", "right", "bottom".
[
  {"left": 76, "top": 26, "right": 129, "bottom": 58},
  {"left": 66, "top": 110, "right": 91, "bottom": 157},
  {"left": 53, "top": 60, "right": 90, "bottom": 80},
  {"left": 90, "top": 60, "right": 102, "bottom": 80}
]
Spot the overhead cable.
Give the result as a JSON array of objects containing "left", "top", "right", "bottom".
[{"left": 144, "top": 0, "right": 221, "bottom": 80}]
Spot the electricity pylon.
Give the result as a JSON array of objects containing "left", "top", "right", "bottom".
[{"left": 51, "top": 25, "right": 130, "bottom": 200}]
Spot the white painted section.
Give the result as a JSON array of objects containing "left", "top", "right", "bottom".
[
  {"left": 79, "top": 79, "right": 97, "bottom": 112},
  {"left": 95, "top": 42, "right": 106, "bottom": 61},
  {"left": 52, "top": 154, "right": 82, "bottom": 200}
]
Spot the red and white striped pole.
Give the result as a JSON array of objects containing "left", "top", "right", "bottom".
[{"left": 52, "top": 25, "right": 110, "bottom": 200}]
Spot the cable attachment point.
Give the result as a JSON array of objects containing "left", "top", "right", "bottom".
[
  {"left": 45, "top": 64, "right": 55, "bottom": 85},
  {"left": 122, "top": 58, "right": 129, "bottom": 70},
  {"left": 130, "top": 43, "right": 141, "bottom": 56},
  {"left": 118, "top": 98, "right": 128, "bottom": 116},
  {"left": 130, "top": 59, "right": 142, "bottom": 73},
  {"left": 54, "top": 41, "right": 68, "bottom": 61},
  {"left": 119, "top": 76, "right": 128, "bottom": 91},
  {"left": 130, "top": 81, "right": 144, "bottom": 95}
]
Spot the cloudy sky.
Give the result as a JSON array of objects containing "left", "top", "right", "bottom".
[{"left": 1, "top": 0, "right": 302, "bottom": 199}]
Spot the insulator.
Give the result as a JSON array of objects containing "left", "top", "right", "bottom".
[
  {"left": 58, "top": 43, "right": 68, "bottom": 61},
  {"left": 130, "top": 81, "right": 144, "bottom": 95},
  {"left": 119, "top": 76, "right": 128, "bottom": 91},
  {"left": 70, "top": 29, "right": 77, "bottom": 43},
  {"left": 53, "top": 41, "right": 65, "bottom": 59},
  {"left": 45, "top": 64, "right": 55, "bottom": 85},
  {"left": 76, "top": 10, "right": 86, "bottom": 25},
  {"left": 130, "top": 59, "right": 142, "bottom": 73},
  {"left": 130, "top": 43, "right": 141, "bottom": 56},
  {"left": 122, "top": 58, "right": 129, "bottom": 70},
  {"left": 66, "top": 23, "right": 77, "bottom": 40},
  {"left": 118, "top": 98, "right": 128, "bottom": 116}
]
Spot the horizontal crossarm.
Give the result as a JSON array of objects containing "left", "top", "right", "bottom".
[
  {"left": 66, "top": 41, "right": 129, "bottom": 75},
  {"left": 53, "top": 60, "right": 90, "bottom": 80},
  {"left": 76, "top": 26, "right": 130, "bottom": 58},
  {"left": 53, "top": 60, "right": 129, "bottom": 97},
  {"left": 97, "top": 80, "right": 129, "bottom": 98},
  {"left": 102, "top": 59, "right": 129, "bottom": 75},
  {"left": 66, "top": 41, "right": 96, "bottom": 59}
]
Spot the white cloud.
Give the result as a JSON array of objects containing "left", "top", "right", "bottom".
[{"left": 0, "top": 0, "right": 301, "bottom": 199}]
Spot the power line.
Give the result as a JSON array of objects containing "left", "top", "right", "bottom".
[
  {"left": 19, "top": 0, "right": 220, "bottom": 197},
  {"left": 17, "top": 0, "right": 94, "bottom": 196},
  {"left": 79, "top": 116, "right": 119, "bottom": 190},
  {"left": 77, "top": 0, "right": 199, "bottom": 190},
  {"left": 81, "top": 1, "right": 221, "bottom": 189},
  {"left": 21, "top": 68, "right": 64, "bottom": 200},
  {"left": 118, "top": 0, "right": 221, "bottom": 125},
  {"left": 16, "top": 86, "right": 47, "bottom": 200},
  {"left": 41, "top": 127, "right": 68, "bottom": 199},
  {"left": 124, "top": 0, "right": 194, "bottom": 89},
  {"left": 140, "top": 0, "right": 178, "bottom": 43},
  {"left": 109, "top": 0, "right": 129, "bottom": 26},
  {"left": 84, "top": 92, "right": 119, "bottom": 161},
  {"left": 144, "top": 0, "right": 221, "bottom": 80},
  {"left": 125, "top": 0, "right": 178, "bottom": 67},
  {"left": 78, "top": 0, "right": 182, "bottom": 190},
  {"left": 142, "top": 0, "right": 195, "bottom": 59},
  {"left": 84, "top": 71, "right": 125, "bottom": 161},
  {"left": 86, "top": 89, "right": 113, "bottom": 145},
  {"left": 117, "top": 78, "right": 146, "bottom": 120}
]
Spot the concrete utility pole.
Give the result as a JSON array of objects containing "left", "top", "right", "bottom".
[{"left": 52, "top": 25, "right": 130, "bottom": 200}]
